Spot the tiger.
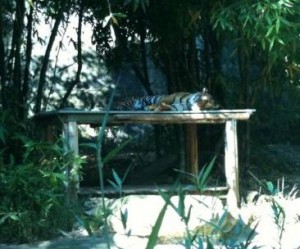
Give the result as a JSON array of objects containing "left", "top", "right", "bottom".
[{"left": 114, "top": 88, "right": 219, "bottom": 111}]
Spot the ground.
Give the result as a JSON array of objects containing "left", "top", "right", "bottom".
[{"left": 1, "top": 144, "right": 299, "bottom": 249}]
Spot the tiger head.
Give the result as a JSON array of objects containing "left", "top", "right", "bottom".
[{"left": 189, "top": 88, "right": 219, "bottom": 111}]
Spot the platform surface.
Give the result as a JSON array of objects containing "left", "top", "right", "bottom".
[{"left": 35, "top": 109, "right": 256, "bottom": 124}]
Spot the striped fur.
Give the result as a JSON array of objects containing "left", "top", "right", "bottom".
[{"left": 115, "top": 88, "right": 218, "bottom": 111}]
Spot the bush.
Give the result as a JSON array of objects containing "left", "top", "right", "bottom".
[{"left": 0, "top": 115, "right": 82, "bottom": 243}]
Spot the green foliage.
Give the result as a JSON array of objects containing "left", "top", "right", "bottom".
[
  {"left": 253, "top": 84, "right": 300, "bottom": 144},
  {"left": 210, "top": 0, "right": 300, "bottom": 148},
  {"left": 1, "top": 0, "right": 299, "bottom": 245},
  {"left": 1, "top": 0, "right": 299, "bottom": 148},
  {"left": 0, "top": 114, "right": 83, "bottom": 243},
  {"left": 212, "top": 0, "right": 300, "bottom": 52},
  {"left": 196, "top": 156, "right": 217, "bottom": 192},
  {"left": 87, "top": 0, "right": 300, "bottom": 149},
  {"left": 146, "top": 202, "right": 168, "bottom": 249},
  {"left": 107, "top": 167, "right": 131, "bottom": 196}
]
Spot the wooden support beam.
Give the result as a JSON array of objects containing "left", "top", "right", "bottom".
[
  {"left": 45, "top": 125, "right": 53, "bottom": 142},
  {"left": 63, "top": 121, "right": 79, "bottom": 202},
  {"left": 225, "top": 120, "right": 239, "bottom": 217},
  {"left": 185, "top": 124, "right": 199, "bottom": 181}
]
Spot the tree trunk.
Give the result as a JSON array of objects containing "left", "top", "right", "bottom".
[
  {"left": 22, "top": 2, "right": 34, "bottom": 119},
  {"left": 131, "top": 15, "right": 153, "bottom": 96},
  {"left": 34, "top": 0, "right": 68, "bottom": 114},
  {"left": 139, "top": 18, "right": 152, "bottom": 95},
  {"left": 12, "top": 0, "right": 25, "bottom": 119},
  {"left": 60, "top": 1, "right": 83, "bottom": 108},
  {"left": 0, "top": 5, "right": 6, "bottom": 109}
]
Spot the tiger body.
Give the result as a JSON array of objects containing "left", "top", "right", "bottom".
[{"left": 115, "top": 88, "right": 218, "bottom": 111}]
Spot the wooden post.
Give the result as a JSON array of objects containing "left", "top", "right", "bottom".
[
  {"left": 63, "top": 121, "right": 79, "bottom": 202},
  {"left": 45, "top": 125, "right": 53, "bottom": 142},
  {"left": 185, "top": 124, "right": 199, "bottom": 180},
  {"left": 225, "top": 120, "right": 239, "bottom": 217}
]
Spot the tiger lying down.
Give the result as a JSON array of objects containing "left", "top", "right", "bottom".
[{"left": 115, "top": 88, "right": 219, "bottom": 111}]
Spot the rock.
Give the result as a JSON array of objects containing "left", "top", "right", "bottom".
[
  {"left": 240, "top": 194, "right": 300, "bottom": 249},
  {"left": 245, "top": 190, "right": 259, "bottom": 203},
  {"left": 108, "top": 194, "right": 224, "bottom": 238},
  {"left": 0, "top": 237, "right": 108, "bottom": 249},
  {"left": 281, "top": 223, "right": 300, "bottom": 249},
  {"left": 250, "top": 202, "right": 281, "bottom": 248},
  {"left": 112, "top": 234, "right": 149, "bottom": 249}
]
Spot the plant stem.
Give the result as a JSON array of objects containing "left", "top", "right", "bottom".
[{"left": 96, "top": 76, "right": 119, "bottom": 249}]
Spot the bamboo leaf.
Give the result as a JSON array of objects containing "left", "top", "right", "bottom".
[
  {"left": 107, "top": 179, "right": 120, "bottom": 192},
  {"left": 266, "top": 181, "right": 275, "bottom": 194},
  {"left": 159, "top": 190, "right": 177, "bottom": 211},
  {"left": 276, "top": 18, "right": 280, "bottom": 33},
  {"left": 0, "top": 213, "right": 19, "bottom": 224},
  {"left": 103, "top": 14, "right": 112, "bottom": 27},
  {"left": 112, "top": 169, "right": 122, "bottom": 187},
  {"left": 186, "top": 205, "right": 192, "bottom": 224},
  {"left": 206, "top": 238, "right": 215, "bottom": 249},
  {"left": 178, "top": 188, "right": 185, "bottom": 218},
  {"left": 145, "top": 202, "right": 168, "bottom": 249},
  {"left": 245, "top": 222, "right": 259, "bottom": 247},
  {"left": 280, "top": 17, "right": 293, "bottom": 26},
  {"left": 198, "top": 156, "right": 216, "bottom": 190},
  {"left": 103, "top": 137, "right": 133, "bottom": 164},
  {"left": 265, "top": 26, "right": 274, "bottom": 37},
  {"left": 10, "top": 213, "right": 20, "bottom": 221},
  {"left": 261, "top": 39, "right": 266, "bottom": 50},
  {"left": 122, "top": 164, "right": 132, "bottom": 182},
  {"left": 277, "top": 37, "right": 285, "bottom": 45},
  {"left": 75, "top": 215, "right": 93, "bottom": 236},
  {"left": 113, "top": 13, "right": 127, "bottom": 18},
  {"left": 111, "top": 16, "right": 118, "bottom": 26},
  {"left": 120, "top": 208, "right": 128, "bottom": 229},
  {"left": 27, "top": 0, "right": 34, "bottom": 7},
  {"left": 269, "top": 37, "right": 275, "bottom": 51}
]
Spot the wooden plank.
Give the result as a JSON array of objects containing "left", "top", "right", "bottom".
[
  {"left": 45, "top": 125, "right": 53, "bottom": 142},
  {"left": 224, "top": 120, "right": 239, "bottom": 217},
  {"left": 79, "top": 185, "right": 229, "bottom": 197},
  {"left": 34, "top": 109, "right": 256, "bottom": 125}
]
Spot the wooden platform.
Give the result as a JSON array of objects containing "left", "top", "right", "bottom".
[
  {"left": 78, "top": 185, "right": 229, "bottom": 197},
  {"left": 35, "top": 109, "right": 255, "bottom": 124},
  {"left": 35, "top": 108, "right": 255, "bottom": 215}
]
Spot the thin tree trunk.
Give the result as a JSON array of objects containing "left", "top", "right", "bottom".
[
  {"left": 237, "top": 30, "right": 252, "bottom": 182},
  {"left": 22, "top": 1, "right": 34, "bottom": 119},
  {"left": 132, "top": 64, "right": 153, "bottom": 95},
  {"left": 60, "top": 1, "right": 83, "bottom": 108},
  {"left": 34, "top": 0, "right": 68, "bottom": 114},
  {"left": 139, "top": 20, "right": 151, "bottom": 95},
  {"left": 12, "top": 0, "right": 25, "bottom": 119},
  {"left": 130, "top": 14, "right": 153, "bottom": 95},
  {"left": 0, "top": 5, "right": 6, "bottom": 109}
]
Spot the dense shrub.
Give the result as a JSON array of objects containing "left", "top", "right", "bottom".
[{"left": 0, "top": 114, "right": 82, "bottom": 243}]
